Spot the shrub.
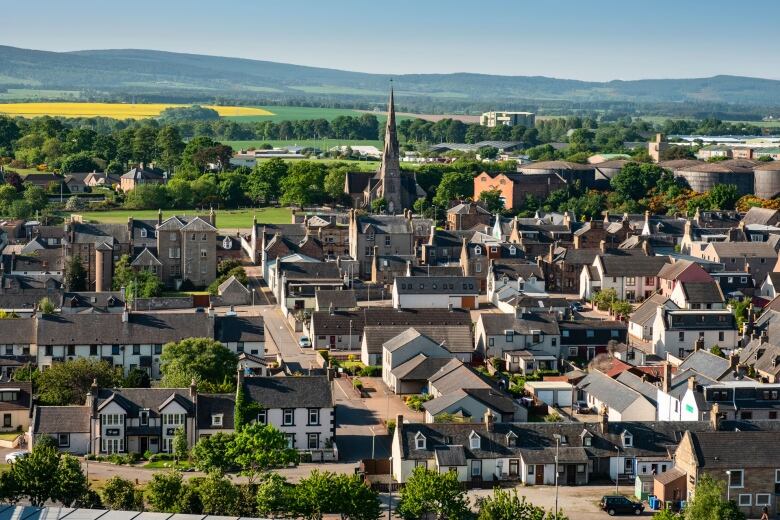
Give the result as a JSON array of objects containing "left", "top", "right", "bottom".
[
  {"left": 352, "top": 378, "right": 363, "bottom": 389},
  {"left": 405, "top": 394, "right": 432, "bottom": 411},
  {"left": 386, "top": 419, "right": 396, "bottom": 436},
  {"left": 359, "top": 365, "right": 381, "bottom": 377}
]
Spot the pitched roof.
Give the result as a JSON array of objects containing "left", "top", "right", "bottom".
[
  {"left": 598, "top": 254, "right": 670, "bottom": 277},
  {"left": 217, "top": 275, "right": 250, "bottom": 296},
  {"left": 687, "top": 430, "right": 780, "bottom": 468},
  {"left": 630, "top": 293, "right": 675, "bottom": 326},
  {"left": 706, "top": 241, "right": 777, "bottom": 258},
  {"left": 280, "top": 261, "right": 342, "bottom": 280},
  {"left": 0, "top": 382, "right": 32, "bottom": 411},
  {"left": 242, "top": 376, "right": 333, "bottom": 409},
  {"left": 741, "top": 207, "right": 780, "bottom": 226},
  {"left": 315, "top": 289, "right": 357, "bottom": 310},
  {"left": 678, "top": 350, "right": 733, "bottom": 381},
  {"left": 313, "top": 308, "right": 472, "bottom": 337},
  {"left": 394, "top": 276, "right": 479, "bottom": 295},
  {"left": 196, "top": 393, "right": 235, "bottom": 431},
  {"left": 362, "top": 324, "right": 473, "bottom": 355},
  {"left": 478, "top": 312, "right": 560, "bottom": 336},
  {"left": 428, "top": 359, "right": 493, "bottom": 395},
  {"left": 392, "top": 354, "right": 453, "bottom": 380},
  {"left": 577, "top": 371, "right": 648, "bottom": 413},
  {"left": 679, "top": 281, "right": 724, "bottom": 304},
  {"left": 33, "top": 406, "right": 90, "bottom": 433}
]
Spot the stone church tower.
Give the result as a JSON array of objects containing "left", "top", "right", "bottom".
[{"left": 377, "top": 87, "right": 402, "bottom": 213}]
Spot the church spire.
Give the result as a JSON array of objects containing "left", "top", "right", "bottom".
[{"left": 378, "top": 82, "right": 402, "bottom": 213}]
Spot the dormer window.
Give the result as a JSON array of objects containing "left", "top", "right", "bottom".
[
  {"left": 621, "top": 430, "right": 633, "bottom": 448},
  {"left": 509, "top": 246, "right": 516, "bottom": 255},
  {"left": 222, "top": 237, "right": 233, "bottom": 250},
  {"left": 469, "top": 431, "right": 481, "bottom": 449},
  {"left": 505, "top": 431, "right": 518, "bottom": 447},
  {"left": 140, "top": 228, "right": 147, "bottom": 238},
  {"left": 474, "top": 246, "right": 482, "bottom": 255},
  {"left": 414, "top": 432, "right": 426, "bottom": 450},
  {"left": 211, "top": 414, "right": 223, "bottom": 427},
  {"left": 581, "top": 429, "right": 593, "bottom": 447}
]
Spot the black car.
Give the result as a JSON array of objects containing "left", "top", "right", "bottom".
[{"left": 600, "top": 496, "right": 644, "bottom": 516}]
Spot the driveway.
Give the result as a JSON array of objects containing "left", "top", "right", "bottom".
[{"left": 333, "top": 377, "right": 392, "bottom": 462}]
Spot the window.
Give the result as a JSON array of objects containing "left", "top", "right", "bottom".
[
  {"left": 622, "top": 431, "right": 633, "bottom": 447},
  {"left": 611, "top": 330, "right": 619, "bottom": 338},
  {"left": 385, "top": 236, "right": 391, "bottom": 247},
  {"left": 307, "top": 433, "right": 320, "bottom": 449},
  {"left": 718, "top": 332, "right": 725, "bottom": 342},
  {"left": 475, "top": 263, "right": 482, "bottom": 273},
  {"left": 89, "top": 345, "right": 98, "bottom": 356},
  {"left": 3, "top": 414, "right": 11, "bottom": 427},
  {"left": 678, "top": 332, "right": 685, "bottom": 342},
  {"left": 469, "top": 432, "right": 481, "bottom": 449},
  {"left": 471, "top": 459, "right": 482, "bottom": 477},
  {"left": 139, "top": 411, "right": 149, "bottom": 426},
  {"left": 112, "top": 345, "right": 120, "bottom": 356},
  {"left": 201, "top": 233, "right": 207, "bottom": 241},
  {"left": 625, "top": 277, "right": 636, "bottom": 286},
  {"left": 200, "top": 249, "right": 208, "bottom": 258},
  {"left": 562, "top": 330, "right": 570, "bottom": 338},
  {"left": 474, "top": 246, "right": 482, "bottom": 255},
  {"left": 284, "top": 433, "right": 295, "bottom": 448},
  {"left": 505, "top": 331, "right": 514, "bottom": 342},
  {"left": 257, "top": 410, "right": 267, "bottom": 424},
  {"left": 586, "top": 330, "right": 595, "bottom": 338},
  {"left": 738, "top": 494, "right": 752, "bottom": 506},
  {"left": 569, "top": 347, "right": 578, "bottom": 357},
  {"left": 577, "top": 464, "right": 586, "bottom": 473},
  {"left": 415, "top": 432, "right": 426, "bottom": 450},
  {"left": 775, "top": 469, "right": 780, "bottom": 483},
  {"left": 308, "top": 408, "right": 320, "bottom": 425},
  {"left": 488, "top": 338, "right": 494, "bottom": 347},
  {"left": 168, "top": 247, "right": 180, "bottom": 259},
  {"left": 728, "top": 469, "right": 743, "bottom": 488},
  {"left": 211, "top": 414, "right": 223, "bottom": 427},
  {"left": 132, "top": 344, "right": 140, "bottom": 355},
  {"left": 283, "top": 408, "right": 294, "bottom": 426},
  {"left": 67, "top": 345, "right": 75, "bottom": 356},
  {"left": 583, "top": 436, "right": 592, "bottom": 447},
  {"left": 140, "top": 228, "right": 147, "bottom": 238},
  {"left": 756, "top": 494, "right": 771, "bottom": 506},
  {"left": 58, "top": 433, "right": 70, "bottom": 447}
]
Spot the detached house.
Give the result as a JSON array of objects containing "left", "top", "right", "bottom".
[
  {"left": 580, "top": 248, "right": 669, "bottom": 302},
  {"left": 651, "top": 308, "right": 738, "bottom": 359}
]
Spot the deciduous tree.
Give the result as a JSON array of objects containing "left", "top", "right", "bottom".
[
  {"left": 159, "top": 338, "right": 237, "bottom": 388},
  {"left": 397, "top": 467, "right": 470, "bottom": 520},
  {"left": 227, "top": 423, "right": 298, "bottom": 484}
]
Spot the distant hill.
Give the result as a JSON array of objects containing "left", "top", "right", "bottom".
[{"left": 2, "top": 45, "right": 780, "bottom": 109}]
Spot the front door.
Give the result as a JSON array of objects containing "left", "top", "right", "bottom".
[
  {"left": 567, "top": 465, "right": 576, "bottom": 485},
  {"left": 535, "top": 465, "right": 544, "bottom": 485},
  {"left": 140, "top": 437, "right": 148, "bottom": 453},
  {"left": 470, "top": 460, "right": 482, "bottom": 480},
  {"left": 329, "top": 336, "right": 336, "bottom": 347}
]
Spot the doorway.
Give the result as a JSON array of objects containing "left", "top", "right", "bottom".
[
  {"left": 140, "top": 437, "right": 148, "bottom": 453},
  {"left": 535, "top": 465, "right": 544, "bottom": 485}
]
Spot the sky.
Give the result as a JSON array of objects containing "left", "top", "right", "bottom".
[{"left": 3, "top": 0, "right": 780, "bottom": 82}]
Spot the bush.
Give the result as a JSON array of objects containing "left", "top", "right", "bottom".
[
  {"left": 359, "top": 365, "right": 381, "bottom": 377},
  {"left": 405, "top": 394, "right": 432, "bottom": 411},
  {"left": 352, "top": 378, "right": 363, "bottom": 389},
  {"left": 150, "top": 453, "right": 176, "bottom": 462},
  {"left": 386, "top": 419, "right": 396, "bottom": 436}
]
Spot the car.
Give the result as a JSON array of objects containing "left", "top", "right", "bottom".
[
  {"left": 298, "top": 336, "right": 312, "bottom": 348},
  {"left": 5, "top": 451, "right": 29, "bottom": 464},
  {"left": 574, "top": 400, "right": 591, "bottom": 414},
  {"left": 600, "top": 495, "right": 644, "bottom": 516},
  {"left": 570, "top": 301, "right": 584, "bottom": 312}
]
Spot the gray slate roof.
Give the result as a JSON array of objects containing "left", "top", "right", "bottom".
[
  {"left": 242, "top": 376, "right": 333, "bottom": 409},
  {"left": 33, "top": 406, "right": 90, "bottom": 433},
  {"left": 577, "top": 371, "right": 649, "bottom": 413},
  {"left": 363, "top": 324, "right": 473, "bottom": 355},
  {"left": 394, "top": 276, "right": 479, "bottom": 295}
]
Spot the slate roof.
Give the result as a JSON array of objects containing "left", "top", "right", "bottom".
[
  {"left": 358, "top": 215, "right": 411, "bottom": 234},
  {"left": 434, "top": 445, "right": 467, "bottom": 466},
  {"left": 448, "top": 202, "right": 490, "bottom": 215},
  {"left": 215, "top": 316, "right": 264, "bottom": 343},
  {"left": 98, "top": 387, "right": 195, "bottom": 419},
  {"left": 33, "top": 406, "right": 90, "bottom": 433},
  {"left": 362, "top": 324, "right": 473, "bottom": 355},
  {"left": 687, "top": 430, "right": 780, "bottom": 469},
  {"left": 429, "top": 359, "right": 493, "bottom": 395},
  {"left": 196, "top": 393, "right": 235, "bottom": 430},
  {"left": 217, "top": 276, "right": 250, "bottom": 296},
  {"left": 615, "top": 371, "right": 659, "bottom": 405},
  {"left": 657, "top": 260, "right": 697, "bottom": 280},
  {"left": 242, "top": 376, "right": 333, "bottom": 409},
  {"left": 394, "top": 276, "right": 479, "bottom": 295},
  {"left": 598, "top": 254, "right": 670, "bottom": 277},
  {"left": 315, "top": 290, "right": 357, "bottom": 310},
  {"left": 409, "top": 265, "right": 464, "bottom": 277},
  {"left": 280, "top": 261, "right": 342, "bottom": 280},
  {"left": 741, "top": 207, "right": 780, "bottom": 226},
  {"left": 121, "top": 166, "right": 165, "bottom": 180},
  {"left": 0, "top": 318, "right": 36, "bottom": 344},
  {"left": 392, "top": 354, "right": 453, "bottom": 380},
  {"left": 629, "top": 293, "right": 674, "bottom": 327},
  {"left": 491, "top": 262, "right": 543, "bottom": 280},
  {"left": 678, "top": 350, "right": 734, "bottom": 381},
  {"left": 479, "top": 312, "right": 560, "bottom": 336},
  {"left": 661, "top": 309, "right": 736, "bottom": 331},
  {"left": 706, "top": 241, "right": 777, "bottom": 258},
  {"left": 384, "top": 328, "right": 442, "bottom": 353},
  {"left": 62, "top": 292, "right": 125, "bottom": 310},
  {"left": 679, "top": 281, "right": 724, "bottom": 304},
  {"left": 313, "top": 308, "right": 472, "bottom": 337},
  {"left": 577, "top": 371, "right": 650, "bottom": 413},
  {"left": 0, "top": 382, "right": 31, "bottom": 412}
]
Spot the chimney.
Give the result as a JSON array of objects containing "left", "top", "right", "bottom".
[
  {"left": 484, "top": 410, "right": 495, "bottom": 432},
  {"left": 687, "top": 377, "right": 696, "bottom": 391},
  {"left": 662, "top": 362, "right": 672, "bottom": 394},
  {"left": 641, "top": 239, "right": 651, "bottom": 256},
  {"left": 87, "top": 378, "right": 99, "bottom": 417},
  {"left": 710, "top": 403, "right": 721, "bottom": 430},
  {"left": 694, "top": 337, "right": 704, "bottom": 352},
  {"left": 127, "top": 216, "right": 134, "bottom": 236},
  {"left": 236, "top": 362, "right": 245, "bottom": 388},
  {"left": 208, "top": 303, "right": 215, "bottom": 318},
  {"left": 761, "top": 329, "right": 769, "bottom": 344},
  {"left": 599, "top": 405, "right": 609, "bottom": 434},
  {"left": 157, "top": 208, "right": 163, "bottom": 226},
  {"left": 209, "top": 207, "right": 216, "bottom": 227},
  {"left": 395, "top": 414, "right": 403, "bottom": 437},
  {"left": 599, "top": 240, "right": 607, "bottom": 254},
  {"left": 329, "top": 302, "right": 334, "bottom": 316},
  {"left": 729, "top": 353, "right": 739, "bottom": 372},
  {"left": 189, "top": 378, "right": 197, "bottom": 402},
  {"left": 122, "top": 304, "right": 129, "bottom": 323}
]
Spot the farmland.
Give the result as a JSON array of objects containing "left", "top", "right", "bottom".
[
  {"left": 225, "top": 138, "right": 383, "bottom": 150},
  {"left": 0, "top": 102, "right": 273, "bottom": 119},
  {"left": 68, "top": 207, "right": 291, "bottom": 228}
]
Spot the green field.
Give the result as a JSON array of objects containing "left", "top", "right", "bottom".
[
  {"left": 225, "top": 105, "right": 366, "bottom": 123},
  {"left": 70, "top": 207, "right": 291, "bottom": 228},
  {"left": 225, "top": 138, "right": 383, "bottom": 150},
  {"left": 0, "top": 88, "right": 82, "bottom": 101}
]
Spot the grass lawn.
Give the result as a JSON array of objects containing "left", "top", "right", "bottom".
[
  {"left": 70, "top": 207, "right": 291, "bottom": 228},
  {"left": 143, "top": 460, "right": 194, "bottom": 470},
  {"left": 0, "top": 432, "right": 20, "bottom": 441}
]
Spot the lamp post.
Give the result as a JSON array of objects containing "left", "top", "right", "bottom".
[
  {"left": 726, "top": 470, "right": 731, "bottom": 502},
  {"left": 369, "top": 426, "right": 376, "bottom": 459},
  {"left": 554, "top": 435, "right": 560, "bottom": 517},
  {"left": 615, "top": 446, "right": 620, "bottom": 494},
  {"left": 388, "top": 456, "right": 393, "bottom": 520},
  {"left": 252, "top": 288, "right": 256, "bottom": 308},
  {"left": 349, "top": 320, "right": 353, "bottom": 350}
]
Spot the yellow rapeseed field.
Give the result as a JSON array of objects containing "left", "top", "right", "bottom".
[{"left": 0, "top": 102, "right": 274, "bottom": 119}]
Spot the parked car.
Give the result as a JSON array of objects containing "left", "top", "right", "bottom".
[
  {"left": 600, "top": 496, "right": 644, "bottom": 516},
  {"left": 574, "top": 400, "right": 591, "bottom": 414},
  {"left": 5, "top": 451, "right": 29, "bottom": 464},
  {"left": 570, "top": 301, "right": 584, "bottom": 312},
  {"left": 299, "top": 336, "right": 312, "bottom": 348}
]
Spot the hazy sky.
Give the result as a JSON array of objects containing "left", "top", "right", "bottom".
[{"left": 4, "top": 0, "right": 780, "bottom": 81}]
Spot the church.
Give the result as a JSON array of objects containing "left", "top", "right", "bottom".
[{"left": 344, "top": 87, "right": 425, "bottom": 214}]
